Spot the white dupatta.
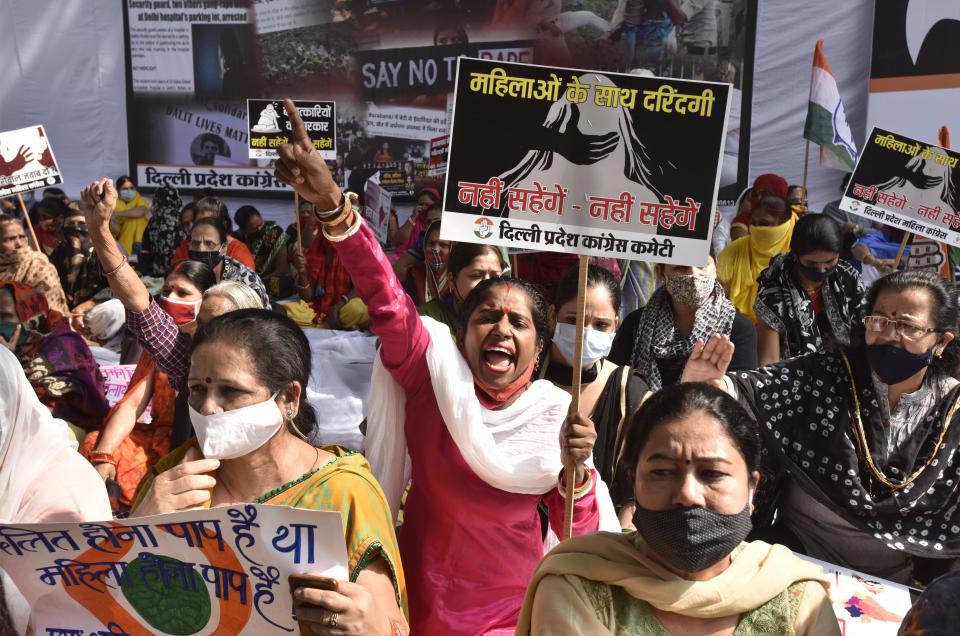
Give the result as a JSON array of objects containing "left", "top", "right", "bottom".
[{"left": 365, "top": 316, "right": 619, "bottom": 533}]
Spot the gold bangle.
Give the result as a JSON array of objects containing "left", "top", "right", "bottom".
[
  {"left": 314, "top": 193, "right": 346, "bottom": 220},
  {"left": 320, "top": 192, "right": 358, "bottom": 228}
]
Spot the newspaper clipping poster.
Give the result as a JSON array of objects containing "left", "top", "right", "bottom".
[
  {"left": 441, "top": 58, "right": 730, "bottom": 265},
  {"left": 0, "top": 504, "right": 347, "bottom": 634},
  {"left": 798, "top": 555, "right": 914, "bottom": 635},
  {"left": 428, "top": 135, "right": 449, "bottom": 177},
  {"left": 841, "top": 127, "right": 960, "bottom": 247},
  {"left": 0, "top": 125, "right": 63, "bottom": 198},
  {"left": 363, "top": 177, "right": 393, "bottom": 244},
  {"left": 247, "top": 99, "right": 336, "bottom": 160}
]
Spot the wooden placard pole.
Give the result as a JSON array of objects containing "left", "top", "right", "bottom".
[
  {"left": 563, "top": 253, "right": 590, "bottom": 540},
  {"left": 15, "top": 194, "right": 40, "bottom": 251},
  {"left": 294, "top": 192, "right": 303, "bottom": 249},
  {"left": 893, "top": 231, "right": 911, "bottom": 270}
]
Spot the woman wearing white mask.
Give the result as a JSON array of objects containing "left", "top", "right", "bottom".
[
  {"left": 130, "top": 309, "right": 409, "bottom": 635},
  {"left": 542, "top": 264, "right": 649, "bottom": 519},
  {"left": 608, "top": 253, "right": 757, "bottom": 390}
]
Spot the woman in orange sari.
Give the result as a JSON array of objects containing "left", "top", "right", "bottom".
[{"left": 81, "top": 260, "right": 215, "bottom": 511}]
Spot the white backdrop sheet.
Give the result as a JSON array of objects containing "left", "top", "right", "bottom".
[
  {"left": 0, "top": 0, "right": 128, "bottom": 200},
  {"left": 749, "top": 0, "right": 875, "bottom": 213}
]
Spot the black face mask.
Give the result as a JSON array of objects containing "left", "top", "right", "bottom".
[
  {"left": 632, "top": 503, "right": 753, "bottom": 573},
  {"left": 866, "top": 343, "right": 935, "bottom": 385},
  {"left": 188, "top": 250, "right": 223, "bottom": 269},
  {"left": 796, "top": 262, "right": 836, "bottom": 284}
]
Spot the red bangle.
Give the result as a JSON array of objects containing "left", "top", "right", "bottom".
[{"left": 87, "top": 450, "right": 117, "bottom": 465}]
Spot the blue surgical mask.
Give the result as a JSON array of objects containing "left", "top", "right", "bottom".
[
  {"left": 553, "top": 322, "right": 614, "bottom": 368},
  {"left": 119, "top": 189, "right": 137, "bottom": 203}
]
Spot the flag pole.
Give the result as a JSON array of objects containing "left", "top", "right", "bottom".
[{"left": 801, "top": 140, "right": 811, "bottom": 194}]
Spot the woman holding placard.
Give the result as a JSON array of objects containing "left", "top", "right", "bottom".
[
  {"left": 541, "top": 264, "right": 650, "bottom": 520},
  {"left": 274, "top": 98, "right": 608, "bottom": 634}
]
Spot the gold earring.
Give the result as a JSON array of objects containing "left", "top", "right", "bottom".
[{"left": 934, "top": 346, "right": 945, "bottom": 358}]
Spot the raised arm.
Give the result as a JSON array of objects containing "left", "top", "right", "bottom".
[
  {"left": 81, "top": 179, "right": 190, "bottom": 386},
  {"left": 273, "top": 100, "right": 427, "bottom": 382},
  {"left": 80, "top": 179, "right": 151, "bottom": 312}
]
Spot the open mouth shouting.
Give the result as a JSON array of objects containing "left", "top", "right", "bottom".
[{"left": 482, "top": 342, "right": 516, "bottom": 376}]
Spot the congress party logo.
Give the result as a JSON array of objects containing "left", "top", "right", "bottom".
[{"left": 474, "top": 216, "right": 494, "bottom": 239}]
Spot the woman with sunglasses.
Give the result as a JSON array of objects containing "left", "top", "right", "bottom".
[{"left": 682, "top": 269, "right": 960, "bottom": 585}]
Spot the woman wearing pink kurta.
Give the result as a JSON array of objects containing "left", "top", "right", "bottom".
[{"left": 274, "top": 99, "right": 601, "bottom": 634}]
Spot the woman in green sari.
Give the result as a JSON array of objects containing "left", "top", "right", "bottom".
[{"left": 129, "top": 308, "right": 407, "bottom": 635}]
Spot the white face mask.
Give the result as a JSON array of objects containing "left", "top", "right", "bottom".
[
  {"left": 553, "top": 322, "right": 615, "bottom": 368},
  {"left": 188, "top": 391, "right": 283, "bottom": 460}
]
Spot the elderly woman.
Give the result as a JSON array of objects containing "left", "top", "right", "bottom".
[
  {"left": 718, "top": 194, "right": 797, "bottom": 321},
  {"left": 517, "top": 383, "right": 839, "bottom": 635},
  {"left": 755, "top": 214, "right": 864, "bottom": 365},
  {"left": 131, "top": 310, "right": 408, "bottom": 635},
  {"left": 170, "top": 196, "right": 256, "bottom": 269},
  {"left": 80, "top": 260, "right": 217, "bottom": 512},
  {"left": 180, "top": 218, "right": 269, "bottom": 306},
  {"left": 0, "top": 282, "right": 109, "bottom": 430},
  {"left": 0, "top": 347, "right": 111, "bottom": 634},
  {"left": 608, "top": 252, "right": 756, "bottom": 387},
  {"left": 274, "top": 99, "right": 609, "bottom": 634},
  {"left": 0, "top": 213, "right": 70, "bottom": 316},
  {"left": 684, "top": 269, "right": 960, "bottom": 584}
]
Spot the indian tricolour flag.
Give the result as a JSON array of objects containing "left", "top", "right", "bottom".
[{"left": 803, "top": 39, "right": 858, "bottom": 171}]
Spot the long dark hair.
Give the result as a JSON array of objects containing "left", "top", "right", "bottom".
[
  {"left": 191, "top": 309, "right": 317, "bottom": 438},
  {"left": 620, "top": 382, "right": 760, "bottom": 485},
  {"left": 447, "top": 242, "right": 506, "bottom": 279},
  {"left": 790, "top": 213, "right": 842, "bottom": 255},
  {"left": 554, "top": 263, "right": 620, "bottom": 313},
  {"left": 860, "top": 269, "right": 960, "bottom": 375},
  {"left": 166, "top": 260, "right": 216, "bottom": 294}
]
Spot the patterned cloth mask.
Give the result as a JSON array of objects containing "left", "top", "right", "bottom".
[
  {"left": 665, "top": 274, "right": 716, "bottom": 308},
  {"left": 632, "top": 502, "right": 753, "bottom": 572}
]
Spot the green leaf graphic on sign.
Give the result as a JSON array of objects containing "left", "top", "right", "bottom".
[{"left": 121, "top": 554, "right": 212, "bottom": 635}]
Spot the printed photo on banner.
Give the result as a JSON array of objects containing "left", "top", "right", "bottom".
[
  {"left": 247, "top": 99, "right": 337, "bottom": 160},
  {"left": 0, "top": 504, "right": 346, "bottom": 634},
  {"left": 840, "top": 127, "right": 960, "bottom": 247},
  {"left": 429, "top": 135, "right": 449, "bottom": 177},
  {"left": 442, "top": 58, "right": 730, "bottom": 265},
  {"left": 363, "top": 177, "right": 393, "bottom": 244},
  {"left": 555, "top": 0, "right": 755, "bottom": 204},
  {"left": 797, "top": 555, "right": 914, "bottom": 635},
  {"left": 0, "top": 125, "right": 63, "bottom": 198}
]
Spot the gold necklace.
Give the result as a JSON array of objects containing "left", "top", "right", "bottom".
[{"left": 840, "top": 351, "right": 959, "bottom": 491}]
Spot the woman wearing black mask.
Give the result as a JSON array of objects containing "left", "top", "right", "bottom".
[
  {"left": 683, "top": 270, "right": 960, "bottom": 584},
  {"left": 518, "top": 383, "right": 839, "bottom": 634},
  {"left": 187, "top": 218, "right": 269, "bottom": 307},
  {"left": 755, "top": 214, "right": 864, "bottom": 365}
]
